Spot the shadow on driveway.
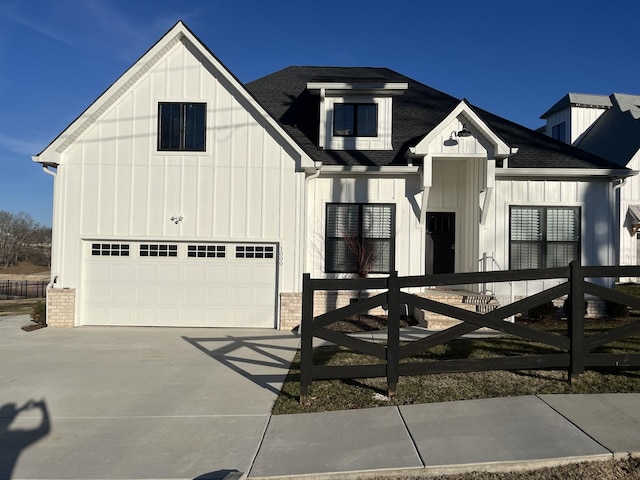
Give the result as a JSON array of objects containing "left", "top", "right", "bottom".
[
  {"left": 182, "top": 333, "right": 299, "bottom": 395},
  {"left": 0, "top": 399, "right": 50, "bottom": 479}
]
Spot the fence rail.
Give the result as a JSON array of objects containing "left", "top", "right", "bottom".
[
  {"left": 300, "top": 261, "right": 640, "bottom": 402},
  {"left": 0, "top": 280, "right": 49, "bottom": 299}
]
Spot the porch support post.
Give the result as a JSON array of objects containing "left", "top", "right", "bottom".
[{"left": 419, "top": 155, "right": 432, "bottom": 225}]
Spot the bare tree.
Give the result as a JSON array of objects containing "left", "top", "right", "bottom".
[
  {"left": 342, "top": 234, "right": 380, "bottom": 278},
  {"left": 0, "top": 211, "right": 51, "bottom": 268}
]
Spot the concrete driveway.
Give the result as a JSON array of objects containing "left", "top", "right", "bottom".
[{"left": 0, "top": 315, "right": 300, "bottom": 479}]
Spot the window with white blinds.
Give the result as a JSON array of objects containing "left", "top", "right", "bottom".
[
  {"left": 510, "top": 206, "right": 580, "bottom": 269},
  {"left": 326, "top": 203, "right": 395, "bottom": 274}
]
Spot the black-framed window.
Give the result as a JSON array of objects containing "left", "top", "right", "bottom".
[
  {"left": 333, "top": 103, "right": 378, "bottom": 137},
  {"left": 158, "top": 102, "right": 206, "bottom": 151},
  {"left": 510, "top": 206, "right": 580, "bottom": 269},
  {"left": 551, "top": 122, "right": 566, "bottom": 143},
  {"left": 325, "top": 203, "right": 394, "bottom": 274}
]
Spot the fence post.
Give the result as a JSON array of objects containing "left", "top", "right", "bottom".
[
  {"left": 568, "top": 259, "right": 585, "bottom": 382},
  {"left": 300, "top": 273, "right": 314, "bottom": 404},
  {"left": 386, "top": 271, "right": 400, "bottom": 397}
]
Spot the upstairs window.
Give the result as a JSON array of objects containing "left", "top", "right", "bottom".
[
  {"left": 158, "top": 102, "right": 206, "bottom": 151},
  {"left": 325, "top": 203, "right": 394, "bottom": 274},
  {"left": 551, "top": 122, "right": 566, "bottom": 143},
  {"left": 510, "top": 206, "right": 580, "bottom": 269},
  {"left": 333, "top": 103, "right": 378, "bottom": 137}
]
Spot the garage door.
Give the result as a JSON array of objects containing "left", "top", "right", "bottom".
[{"left": 81, "top": 241, "right": 277, "bottom": 327}]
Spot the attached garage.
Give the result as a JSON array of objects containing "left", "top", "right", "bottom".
[{"left": 81, "top": 241, "right": 278, "bottom": 328}]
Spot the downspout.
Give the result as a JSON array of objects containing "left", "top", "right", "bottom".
[
  {"left": 41, "top": 165, "right": 58, "bottom": 323},
  {"left": 300, "top": 162, "right": 321, "bottom": 334},
  {"left": 302, "top": 162, "right": 322, "bottom": 277},
  {"left": 613, "top": 177, "right": 627, "bottom": 269}
]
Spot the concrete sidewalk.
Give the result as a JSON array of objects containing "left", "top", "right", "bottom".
[{"left": 250, "top": 393, "right": 640, "bottom": 479}]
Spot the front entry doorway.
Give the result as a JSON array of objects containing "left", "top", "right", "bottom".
[{"left": 426, "top": 212, "right": 455, "bottom": 274}]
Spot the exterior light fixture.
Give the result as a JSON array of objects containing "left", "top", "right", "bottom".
[{"left": 457, "top": 124, "right": 472, "bottom": 137}]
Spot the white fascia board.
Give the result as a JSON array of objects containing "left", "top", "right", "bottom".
[
  {"left": 495, "top": 168, "right": 639, "bottom": 179},
  {"left": 315, "top": 165, "right": 420, "bottom": 176},
  {"left": 34, "top": 21, "right": 315, "bottom": 169},
  {"left": 306, "top": 82, "right": 408, "bottom": 96},
  {"left": 413, "top": 100, "right": 512, "bottom": 158}
]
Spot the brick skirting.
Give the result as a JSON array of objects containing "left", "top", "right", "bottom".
[
  {"left": 47, "top": 288, "right": 76, "bottom": 328},
  {"left": 279, "top": 291, "right": 390, "bottom": 331}
]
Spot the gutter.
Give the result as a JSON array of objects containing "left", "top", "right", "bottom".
[
  {"left": 311, "top": 165, "right": 421, "bottom": 175},
  {"left": 495, "top": 168, "right": 639, "bottom": 179}
]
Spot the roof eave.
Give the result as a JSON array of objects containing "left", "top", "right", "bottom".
[{"left": 496, "top": 168, "right": 638, "bottom": 179}]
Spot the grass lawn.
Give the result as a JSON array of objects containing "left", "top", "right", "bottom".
[
  {"left": 0, "top": 298, "right": 42, "bottom": 317},
  {"left": 273, "top": 316, "right": 640, "bottom": 415}
]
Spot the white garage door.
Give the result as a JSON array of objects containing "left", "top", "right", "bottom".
[{"left": 81, "top": 241, "right": 277, "bottom": 328}]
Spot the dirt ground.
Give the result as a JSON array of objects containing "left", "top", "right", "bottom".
[{"left": 0, "top": 262, "right": 50, "bottom": 280}]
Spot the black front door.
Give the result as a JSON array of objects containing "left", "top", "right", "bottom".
[{"left": 426, "top": 212, "right": 455, "bottom": 274}]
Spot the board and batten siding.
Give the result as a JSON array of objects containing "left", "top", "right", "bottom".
[
  {"left": 484, "top": 177, "right": 616, "bottom": 303},
  {"left": 306, "top": 175, "right": 424, "bottom": 279},
  {"left": 52, "top": 38, "right": 306, "bottom": 314},
  {"left": 306, "top": 157, "right": 486, "bottom": 280}
]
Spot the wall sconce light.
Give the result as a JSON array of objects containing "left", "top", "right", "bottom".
[
  {"left": 444, "top": 131, "right": 459, "bottom": 146},
  {"left": 457, "top": 123, "right": 472, "bottom": 137},
  {"left": 444, "top": 123, "right": 473, "bottom": 146},
  {"left": 170, "top": 215, "right": 184, "bottom": 224}
]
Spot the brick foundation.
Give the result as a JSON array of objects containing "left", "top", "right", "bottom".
[
  {"left": 279, "top": 290, "right": 391, "bottom": 331},
  {"left": 47, "top": 288, "right": 76, "bottom": 328}
]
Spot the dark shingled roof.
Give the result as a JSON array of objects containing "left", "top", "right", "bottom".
[{"left": 246, "top": 66, "right": 624, "bottom": 170}]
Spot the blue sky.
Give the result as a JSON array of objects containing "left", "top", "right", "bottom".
[{"left": 1, "top": 0, "right": 638, "bottom": 227}]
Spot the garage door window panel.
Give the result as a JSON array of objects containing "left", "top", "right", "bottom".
[
  {"left": 140, "top": 244, "right": 178, "bottom": 257},
  {"left": 91, "top": 243, "right": 130, "bottom": 256},
  {"left": 188, "top": 245, "right": 226, "bottom": 258},
  {"left": 236, "top": 245, "right": 275, "bottom": 259}
]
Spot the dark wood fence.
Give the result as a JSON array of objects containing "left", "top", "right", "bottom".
[
  {"left": 300, "top": 261, "right": 640, "bottom": 402},
  {"left": 0, "top": 280, "right": 49, "bottom": 299}
]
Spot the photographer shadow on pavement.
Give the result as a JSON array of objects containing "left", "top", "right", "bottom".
[{"left": 0, "top": 399, "right": 50, "bottom": 479}]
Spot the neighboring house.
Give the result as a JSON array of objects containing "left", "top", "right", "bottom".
[
  {"left": 541, "top": 93, "right": 640, "bottom": 280},
  {"left": 33, "top": 21, "right": 634, "bottom": 329}
]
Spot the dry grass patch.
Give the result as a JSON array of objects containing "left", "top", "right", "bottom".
[
  {"left": 363, "top": 456, "right": 640, "bottom": 479},
  {"left": 273, "top": 317, "right": 640, "bottom": 415},
  {"left": 0, "top": 298, "right": 42, "bottom": 317}
]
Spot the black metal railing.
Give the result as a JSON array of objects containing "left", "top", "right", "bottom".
[
  {"left": 0, "top": 280, "right": 49, "bottom": 299},
  {"left": 300, "top": 261, "right": 640, "bottom": 402}
]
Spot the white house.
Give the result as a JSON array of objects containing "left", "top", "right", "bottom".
[
  {"left": 34, "top": 22, "right": 635, "bottom": 330},
  {"left": 541, "top": 93, "right": 640, "bottom": 280}
]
